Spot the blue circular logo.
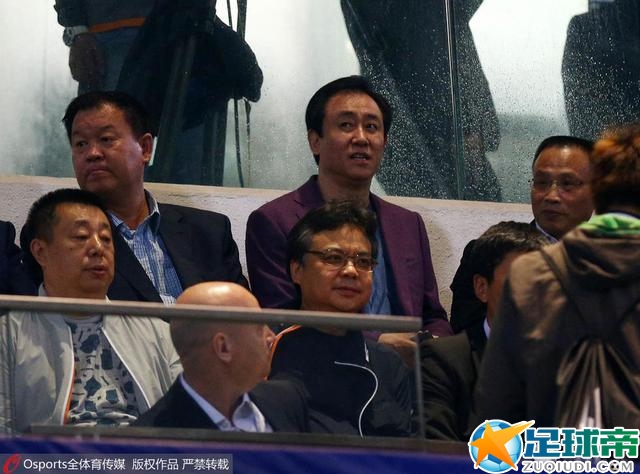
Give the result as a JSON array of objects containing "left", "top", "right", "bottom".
[{"left": 469, "top": 420, "right": 525, "bottom": 473}]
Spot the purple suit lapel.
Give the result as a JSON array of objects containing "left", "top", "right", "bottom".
[
  {"left": 370, "top": 195, "right": 416, "bottom": 317},
  {"left": 292, "top": 176, "right": 326, "bottom": 218}
]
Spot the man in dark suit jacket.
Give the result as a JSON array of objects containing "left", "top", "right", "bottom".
[
  {"left": 422, "top": 222, "right": 547, "bottom": 441},
  {"left": 135, "top": 282, "right": 309, "bottom": 432},
  {"left": 61, "top": 91, "right": 247, "bottom": 303},
  {"left": 449, "top": 136, "right": 594, "bottom": 333},
  {"left": 246, "top": 76, "right": 451, "bottom": 366},
  {"left": 0, "top": 220, "right": 36, "bottom": 295}
]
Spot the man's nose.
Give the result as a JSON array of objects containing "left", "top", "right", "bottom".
[
  {"left": 352, "top": 125, "right": 368, "bottom": 144},
  {"left": 543, "top": 182, "right": 562, "bottom": 201},
  {"left": 88, "top": 235, "right": 105, "bottom": 255},
  {"left": 339, "top": 259, "right": 359, "bottom": 277},
  {"left": 86, "top": 142, "right": 104, "bottom": 160}
]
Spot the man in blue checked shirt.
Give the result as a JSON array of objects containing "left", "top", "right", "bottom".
[{"left": 62, "top": 90, "right": 248, "bottom": 303}]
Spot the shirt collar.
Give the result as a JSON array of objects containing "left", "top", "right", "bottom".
[
  {"left": 109, "top": 190, "right": 161, "bottom": 234},
  {"left": 483, "top": 317, "right": 491, "bottom": 339},
  {"left": 179, "top": 374, "right": 268, "bottom": 432},
  {"left": 534, "top": 221, "right": 558, "bottom": 243}
]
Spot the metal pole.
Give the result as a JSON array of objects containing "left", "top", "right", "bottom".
[
  {"left": 414, "top": 341, "right": 426, "bottom": 438},
  {"left": 444, "top": 0, "right": 466, "bottom": 200}
]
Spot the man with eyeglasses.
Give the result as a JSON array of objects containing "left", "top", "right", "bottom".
[
  {"left": 246, "top": 76, "right": 452, "bottom": 367},
  {"left": 269, "top": 200, "right": 413, "bottom": 437},
  {"left": 450, "top": 135, "right": 594, "bottom": 333},
  {"left": 529, "top": 136, "right": 594, "bottom": 242}
]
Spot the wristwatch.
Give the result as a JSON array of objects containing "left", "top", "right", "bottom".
[{"left": 63, "top": 26, "right": 89, "bottom": 46}]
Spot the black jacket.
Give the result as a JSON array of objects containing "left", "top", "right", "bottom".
[
  {"left": 421, "top": 319, "right": 486, "bottom": 440},
  {"left": 270, "top": 327, "right": 413, "bottom": 437}
]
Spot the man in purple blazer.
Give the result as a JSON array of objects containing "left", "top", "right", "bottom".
[{"left": 246, "top": 76, "right": 452, "bottom": 365}]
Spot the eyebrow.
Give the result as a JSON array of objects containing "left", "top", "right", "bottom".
[
  {"left": 71, "top": 124, "right": 117, "bottom": 137},
  {"left": 335, "top": 111, "right": 382, "bottom": 122},
  {"left": 70, "top": 219, "right": 111, "bottom": 230}
]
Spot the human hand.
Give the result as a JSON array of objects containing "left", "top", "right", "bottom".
[
  {"left": 69, "top": 33, "right": 104, "bottom": 87},
  {"left": 377, "top": 332, "right": 417, "bottom": 368}
]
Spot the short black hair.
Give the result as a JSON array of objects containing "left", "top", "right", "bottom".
[
  {"left": 286, "top": 200, "right": 378, "bottom": 267},
  {"left": 62, "top": 90, "right": 154, "bottom": 141},
  {"left": 305, "top": 75, "right": 392, "bottom": 164},
  {"left": 532, "top": 135, "right": 594, "bottom": 169},
  {"left": 591, "top": 123, "right": 640, "bottom": 214},
  {"left": 470, "top": 221, "right": 548, "bottom": 282},
  {"left": 20, "top": 188, "right": 108, "bottom": 284}
]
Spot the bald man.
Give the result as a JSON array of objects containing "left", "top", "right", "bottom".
[{"left": 134, "top": 282, "right": 309, "bottom": 432}]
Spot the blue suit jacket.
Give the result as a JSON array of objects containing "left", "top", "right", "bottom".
[
  {"left": 245, "top": 176, "right": 451, "bottom": 336},
  {"left": 108, "top": 203, "right": 247, "bottom": 302},
  {"left": 0, "top": 220, "right": 36, "bottom": 296}
]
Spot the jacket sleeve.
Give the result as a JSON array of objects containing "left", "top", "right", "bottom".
[
  {"left": 416, "top": 214, "right": 452, "bottom": 336},
  {"left": 245, "top": 208, "right": 298, "bottom": 309},
  {"left": 472, "top": 278, "right": 526, "bottom": 425},
  {"left": 449, "top": 239, "right": 485, "bottom": 333},
  {"left": 54, "top": 0, "right": 88, "bottom": 26},
  {"left": 421, "top": 339, "right": 464, "bottom": 440}
]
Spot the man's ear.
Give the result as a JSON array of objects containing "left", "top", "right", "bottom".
[
  {"left": 290, "top": 260, "right": 303, "bottom": 285},
  {"left": 307, "top": 129, "right": 321, "bottom": 156},
  {"left": 139, "top": 133, "right": 154, "bottom": 165},
  {"left": 473, "top": 274, "right": 489, "bottom": 304},
  {"left": 30, "top": 239, "right": 48, "bottom": 269},
  {"left": 212, "top": 332, "right": 233, "bottom": 363}
]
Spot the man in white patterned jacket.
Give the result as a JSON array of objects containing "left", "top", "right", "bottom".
[{"left": 0, "top": 188, "right": 180, "bottom": 434}]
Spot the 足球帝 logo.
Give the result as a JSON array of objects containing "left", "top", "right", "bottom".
[{"left": 468, "top": 419, "right": 534, "bottom": 473}]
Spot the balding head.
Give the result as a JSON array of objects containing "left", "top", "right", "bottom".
[
  {"left": 171, "top": 282, "right": 274, "bottom": 397},
  {"left": 177, "top": 282, "right": 260, "bottom": 308}
]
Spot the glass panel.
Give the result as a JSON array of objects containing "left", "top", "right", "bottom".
[
  {"left": 470, "top": 0, "right": 591, "bottom": 202},
  {"left": 2, "top": 0, "right": 639, "bottom": 203}
]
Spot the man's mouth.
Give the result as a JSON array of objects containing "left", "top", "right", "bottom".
[
  {"left": 541, "top": 209, "right": 564, "bottom": 218},
  {"left": 334, "top": 286, "right": 360, "bottom": 296},
  {"left": 86, "top": 167, "right": 110, "bottom": 179},
  {"left": 87, "top": 265, "right": 109, "bottom": 277},
  {"left": 350, "top": 153, "right": 370, "bottom": 161}
]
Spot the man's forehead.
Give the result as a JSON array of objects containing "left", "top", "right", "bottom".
[
  {"left": 55, "top": 203, "right": 110, "bottom": 226},
  {"left": 326, "top": 91, "right": 382, "bottom": 117},
  {"left": 534, "top": 146, "right": 591, "bottom": 173},
  {"left": 311, "top": 226, "right": 371, "bottom": 247},
  {"left": 72, "top": 104, "right": 127, "bottom": 131}
]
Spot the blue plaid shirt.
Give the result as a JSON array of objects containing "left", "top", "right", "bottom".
[{"left": 110, "top": 192, "right": 183, "bottom": 305}]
